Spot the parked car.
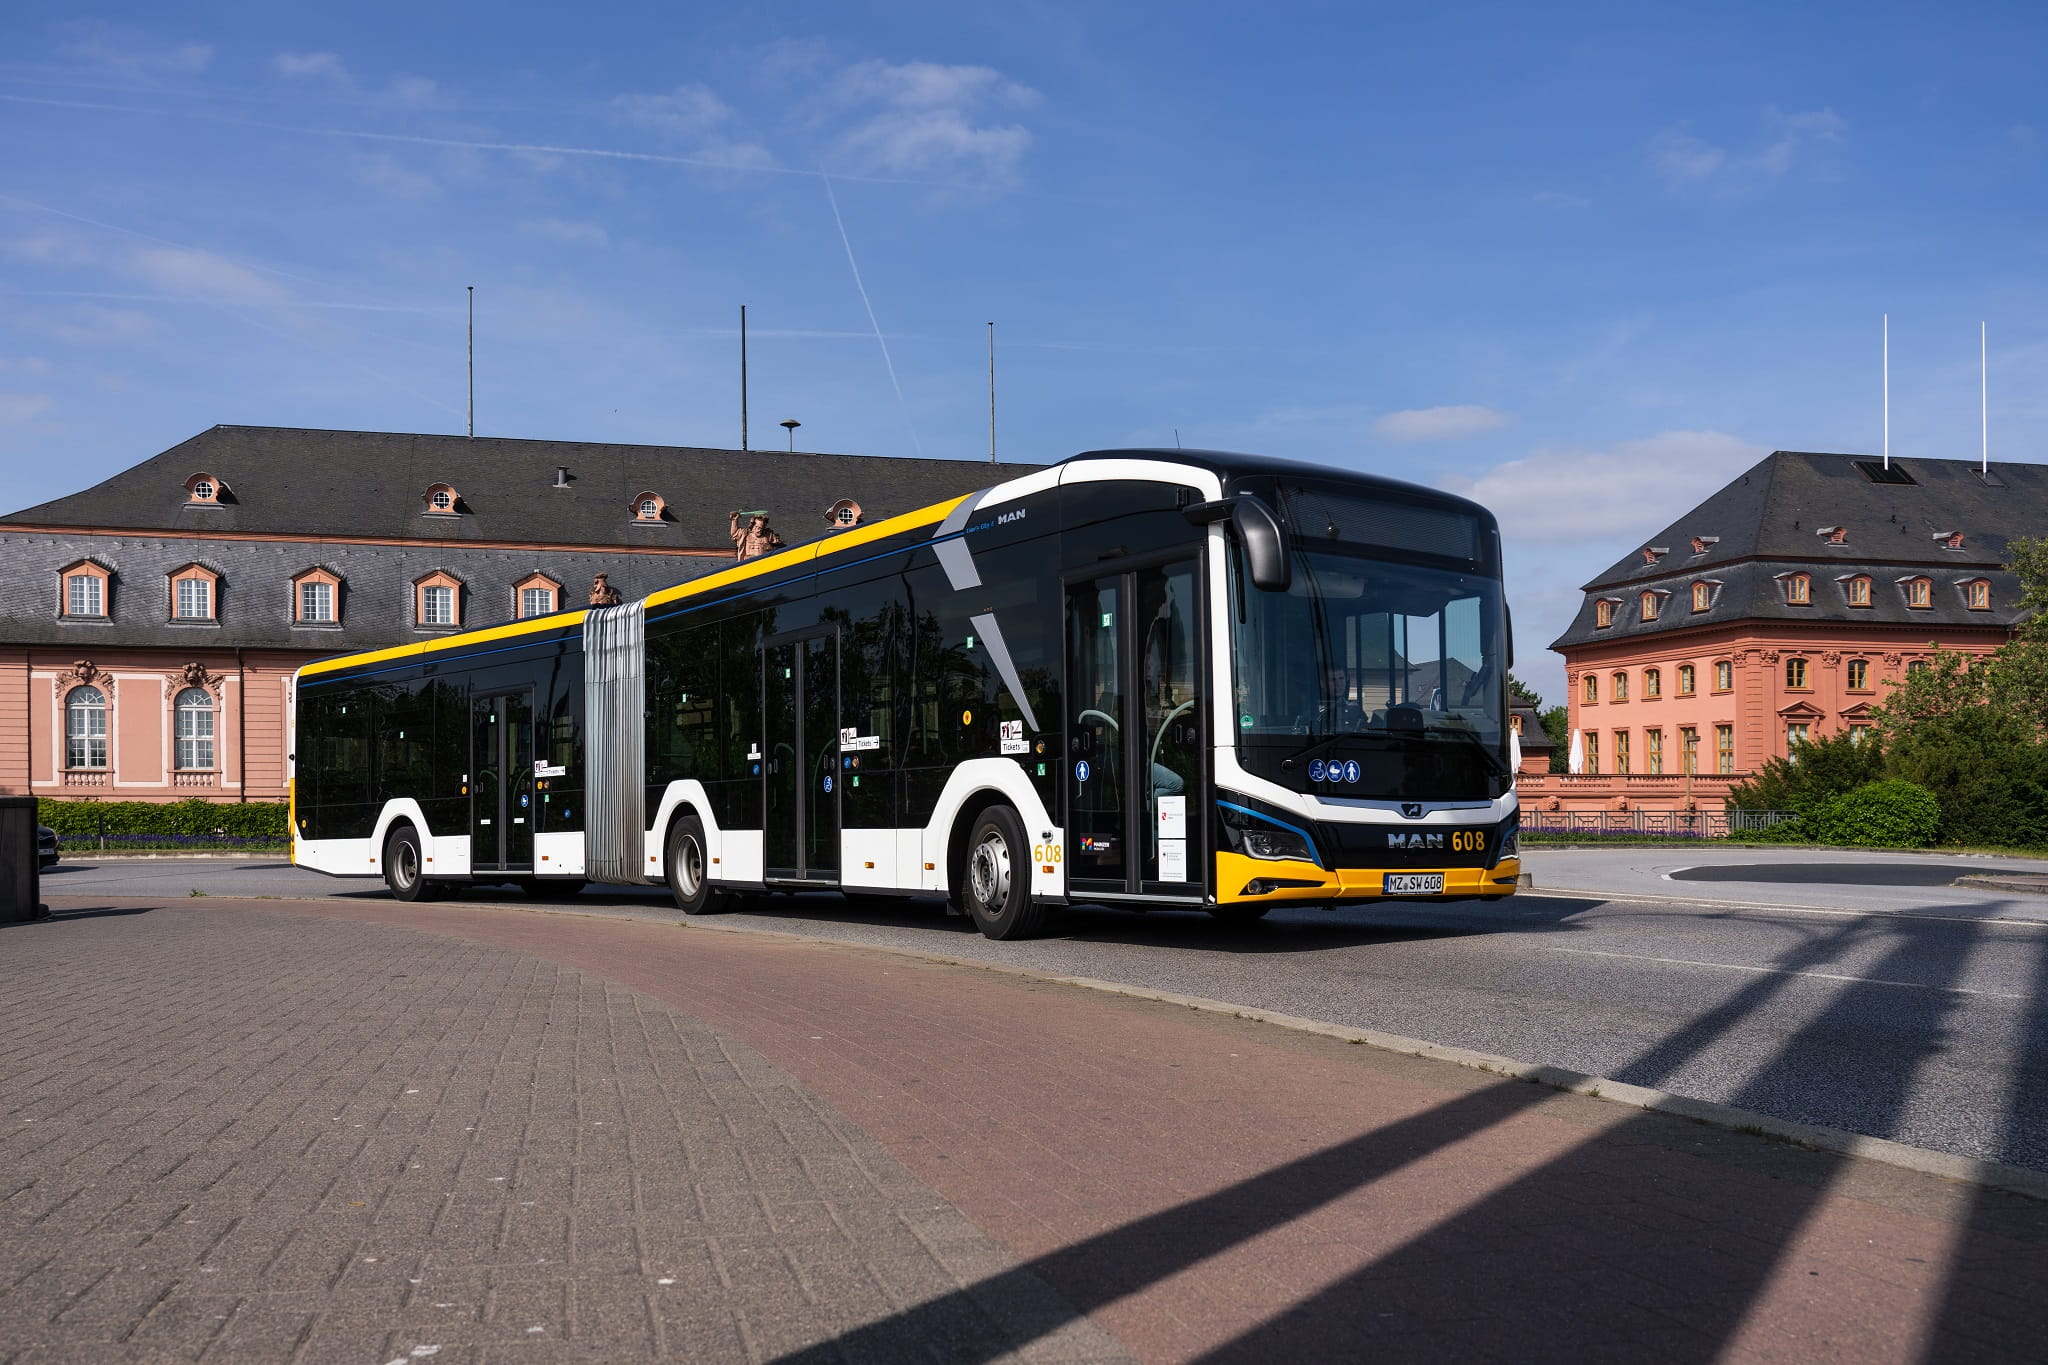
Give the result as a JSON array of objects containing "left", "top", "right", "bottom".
[{"left": 37, "top": 825, "right": 58, "bottom": 869}]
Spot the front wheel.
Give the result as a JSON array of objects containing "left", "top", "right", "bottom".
[
  {"left": 666, "top": 814, "right": 729, "bottom": 915},
  {"left": 383, "top": 824, "right": 434, "bottom": 903},
  {"left": 961, "top": 806, "right": 1046, "bottom": 940}
]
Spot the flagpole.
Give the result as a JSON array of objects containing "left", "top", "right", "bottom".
[
  {"left": 1881, "top": 312, "right": 1889, "bottom": 469},
  {"left": 1981, "top": 321, "right": 1988, "bottom": 475},
  {"left": 466, "top": 285, "right": 474, "bottom": 438}
]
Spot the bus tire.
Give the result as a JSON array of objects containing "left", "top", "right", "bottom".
[
  {"left": 1207, "top": 903, "right": 1272, "bottom": 923},
  {"left": 383, "top": 824, "right": 434, "bottom": 903},
  {"left": 666, "top": 814, "right": 728, "bottom": 915},
  {"left": 961, "top": 805, "right": 1044, "bottom": 940}
]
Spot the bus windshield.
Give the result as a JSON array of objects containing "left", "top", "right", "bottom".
[{"left": 1229, "top": 546, "right": 1509, "bottom": 798}]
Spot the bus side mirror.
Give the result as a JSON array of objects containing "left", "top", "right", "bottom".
[{"left": 1184, "top": 494, "right": 1291, "bottom": 592}]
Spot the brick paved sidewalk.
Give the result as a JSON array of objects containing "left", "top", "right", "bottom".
[
  {"left": 0, "top": 905, "right": 1122, "bottom": 1364},
  {"left": 11, "top": 894, "right": 2048, "bottom": 1363}
]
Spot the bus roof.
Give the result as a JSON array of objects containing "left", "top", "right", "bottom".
[{"left": 298, "top": 449, "right": 1497, "bottom": 683}]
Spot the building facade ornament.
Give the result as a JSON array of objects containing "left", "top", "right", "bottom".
[
  {"left": 1821, "top": 651, "right": 1841, "bottom": 667},
  {"left": 166, "top": 661, "right": 224, "bottom": 700},
  {"left": 588, "top": 573, "right": 622, "bottom": 606}
]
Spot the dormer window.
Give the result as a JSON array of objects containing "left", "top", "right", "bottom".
[
  {"left": 59, "top": 560, "right": 111, "bottom": 619},
  {"left": 183, "top": 472, "right": 228, "bottom": 504},
  {"left": 630, "top": 492, "right": 667, "bottom": 522},
  {"left": 514, "top": 572, "right": 562, "bottom": 619},
  {"left": 1690, "top": 581, "right": 1714, "bottom": 612},
  {"left": 1689, "top": 536, "right": 1719, "bottom": 555},
  {"left": 1903, "top": 576, "right": 1932, "bottom": 609},
  {"left": 1816, "top": 526, "right": 1847, "bottom": 545},
  {"left": 422, "top": 483, "right": 461, "bottom": 515},
  {"left": 1783, "top": 573, "right": 1811, "bottom": 605},
  {"left": 292, "top": 567, "right": 342, "bottom": 624},
  {"left": 1595, "top": 599, "right": 1615, "bottom": 628},
  {"left": 1936, "top": 531, "right": 1965, "bottom": 550},
  {"left": 169, "top": 564, "right": 220, "bottom": 621},
  {"left": 1640, "top": 546, "right": 1668, "bottom": 566},
  {"left": 1843, "top": 575, "right": 1872, "bottom": 607},
  {"left": 1964, "top": 579, "right": 1991, "bottom": 611},
  {"left": 415, "top": 570, "right": 462, "bottom": 628},
  {"left": 1639, "top": 591, "right": 1665, "bottom": 622}
]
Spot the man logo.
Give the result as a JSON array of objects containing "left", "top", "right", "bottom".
[
  {"left": 1401, "top": 803, "right": 1425, "bottom": 819},
  {"left": 1387, "top": 832, "right": 1444, "bottom": 850}
]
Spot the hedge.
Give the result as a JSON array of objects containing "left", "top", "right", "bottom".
[
  {"left": 1802, "top": 781, "right": 1941, "bottom": 849},
  {"left": 37, "top": 798, "right": 290, "bottom": 840}
]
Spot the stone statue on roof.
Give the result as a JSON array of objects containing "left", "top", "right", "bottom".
[
  {"left": 588, "top": 573, "right": 622, "bottom": 606},
  {"left": 730, "top": 509, "right": 783, "bottom": 562}
]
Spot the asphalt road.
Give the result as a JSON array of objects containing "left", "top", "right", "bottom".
[{"left": 40, "top": 847, "right": 2048, "bottom": 1174}]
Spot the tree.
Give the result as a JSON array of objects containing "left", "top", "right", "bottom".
[
  {"left": 1540, "top": 705, "right": 1571, "bottom": 773},
  {"left": 1727, "top": 730, "right": 1885, "bottom": 813}
]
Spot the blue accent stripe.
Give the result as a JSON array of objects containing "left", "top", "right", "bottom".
[{"left": 1216, "top": 800, "right": 1324, "bottom": 869}]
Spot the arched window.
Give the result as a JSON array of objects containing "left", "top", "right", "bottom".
[
  {"left": 174, "top": 687, "right": 215, "bottom": 771},
  {"left": 1595, "top": 600, "right": 1614, "bottom": 628},
  {"left": 1643, "top": 667, "right": 1661, "bottom": 698},
  {"left": 1845, "top": 576, "right": 1872, "bottom": 607},
  {"left": 1583, "top": 674, "right": 1598, "bottom": 704},
  {"left": 1847, "top": 659, "right": 1869, "bottom": 690},
  {"left": 1908, "top": 658, "right": 1929, "bottom": 677},
  {"left": 1691, "top": 582, "right": 1711, "bottom": 612},
  {"left": 1785, "top": 657, "right": 1808, "bottom": 688},
  {"left": 1639, "top": 591, "right": 1660, "bottom": 621},
  {"left": 1966, "top": 580, "right": 1991, "bottom": 610},
  {"left": 1785, "top": 573, "right": 1811, "bottom": 605},
  {"left": 66, "top": 686, "right": 107, "bottom": 769},
  {"left": 1612, "top": 671, "right": 1629, "bottom": 701},
  {"left": 1715, "top": 660, "right": 1733, "bottom": 691},
  {"left": 1677, "top": 664, "right": 1696, "bottom": 695},
  {"left": 1905, "top": 577, "right": 1932, "bottom": 608}
]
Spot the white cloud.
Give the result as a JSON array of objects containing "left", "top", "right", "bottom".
[
  {"left": 520, "top": 218, "right": 609, "bottom": 247},
  {"left": 1372, "top": 404, "right": 1513, "bottom": 443},
  {"left": 26, "top": 304, "right": 162, "bottom": 345},
  {"left": 611, "top": 84, "right": 776, "bottom": 169},
  {"left": 59, "top": 21, "right": 211, "bottom": 72},
  {"left": 274, "top": 51, "right": 347, "bottom": 80},
  {"left": 353, "top": 153, "right": 440, "bottom": 199},
  {"left": 0, "top": 356, "right": 54, "bottom": 377},
  {"left": 0, "top": 394, "right": 53, "bottom": 423},
  {"left": 1443, "top": 430, "right": 1766, "bottom": 545},
  {"left": 821, "top": 60, "right": 1040, "bottom": 181},
  {"left": 124, "top": 245, "right": 292, "bottom": 307},
  {"left": 1652, "top": 108, "right": 1845, "bottom": 191}
]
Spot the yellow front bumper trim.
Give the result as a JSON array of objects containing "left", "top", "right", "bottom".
[{"left": 1216, "top": 851, "right": 1521, "bottom": 904}]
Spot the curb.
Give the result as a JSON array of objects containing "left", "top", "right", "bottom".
[
  {"left": 1955, "top": 875, "right": 2048, "bottom": 897},
  {"left": 653, "top": 914, "right": 2048, "bottom": 1206},
  {"left": 57, "top": 852, "right": 287, "bottom": 861},
  {"left": 1520, "top": 883, "right": 2048, "bottom": 926}
]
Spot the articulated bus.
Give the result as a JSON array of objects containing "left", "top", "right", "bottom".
[{"left": 291, "top": 449, "right": 1521, "bottom": 938}]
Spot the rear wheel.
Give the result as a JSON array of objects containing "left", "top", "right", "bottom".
[
  {"left": 961, "top": 805, "right": 1045, "bottom": 940},
  {"left": 383, "top": 825, "right": 434, "bottom": 903},
  {"left": 666, "top": 814, "right": 729, "bottom": 915}
]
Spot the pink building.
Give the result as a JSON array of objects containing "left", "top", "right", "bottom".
[{"left": 1519, "top": 450, "right": 2024, "bottom": 816}]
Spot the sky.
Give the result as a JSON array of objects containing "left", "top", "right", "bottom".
[{"left": 3, "top": 0, "right": 2046, "bottom": 701}]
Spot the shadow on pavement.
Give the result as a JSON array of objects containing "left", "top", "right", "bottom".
[
  {"left": 1670, "top": 862, "right": 2001, "bottom": 887},
  {"left": 780, "top": 907, "right": 2048, "bottom": 1362},
  {"left": 1, "top": 905, "right": 153, "bottom": 929}
]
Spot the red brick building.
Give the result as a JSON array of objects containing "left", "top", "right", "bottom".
[{"left": 1519, "top": 451, "right": 2032, "bottom": 816}]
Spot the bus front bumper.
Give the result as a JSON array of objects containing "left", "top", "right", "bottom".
[{"left": 1215, "top": 852, "right": 1522, "bottom": 905}]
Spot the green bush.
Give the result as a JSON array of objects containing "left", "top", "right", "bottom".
[
  {"left": 1803, "top": 781, "right": 1941, "bottom": 848},
  {"left": 1728, "top": 731, "right": 1885, "bottom": 814},
  {"left": 1883, "top": 710, "right": 2048, "bottom": 848},
  {"left": 36, "top": 798, "right": 289, "bottom": 840}
]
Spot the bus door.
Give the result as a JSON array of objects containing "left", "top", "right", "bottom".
[
  {"left": 762, "top": 629, "right": 841, "bottom": 882},
  {"left": 1065, "top": 557, "right": 1206, "bottom": 899},
  {"left": 471, "top": 689, "right": 535, "bottom": 871}
]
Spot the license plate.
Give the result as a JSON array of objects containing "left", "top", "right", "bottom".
[{"left": 1385, "top": 873, "right": 1444, "bottom": 895}]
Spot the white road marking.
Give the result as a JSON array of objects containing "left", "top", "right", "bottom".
[{"left": 1541, "top": 944, "right": 2026, "bottom": 999}]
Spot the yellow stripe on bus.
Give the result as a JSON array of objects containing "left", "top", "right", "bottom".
[{"left": 301, "top": 490, "right": 974, "bottom": 681}]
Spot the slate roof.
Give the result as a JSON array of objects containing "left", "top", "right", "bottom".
[
  {"left": 1551, "top": 451, "right": 2045, "bottom": 651},
  {"left": 1, "top": 425, "right": 1042, "bottom": 549}
]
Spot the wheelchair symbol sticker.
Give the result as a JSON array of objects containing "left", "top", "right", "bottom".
[{"left": 1308, "top": 759, "right": 1327, "bottom": 781}]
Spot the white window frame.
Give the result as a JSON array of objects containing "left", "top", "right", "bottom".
[
  {"left": 67, "top": 574, "right": 103, "bottom": 617},
  {"left": 174, "top": 687, "right": 216, "bottom": 771},
  {"left": 421, "top": 584, "right": 456, "bottom": 626},
  {"left": 66, "top": 686, "right": 108, "bottom": 769},
  {"left": 299, "top": 580, "right": 335, "bottom": 623}
]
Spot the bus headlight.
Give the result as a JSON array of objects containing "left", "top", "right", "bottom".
[
  {"left": 1492, "top": 825, "right": 1520, "bottom": 865},
  {"left": 1242, "top": 828, "right": 1315, "bottom": 862}
]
